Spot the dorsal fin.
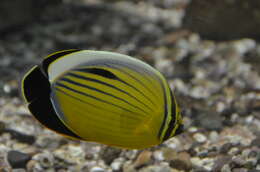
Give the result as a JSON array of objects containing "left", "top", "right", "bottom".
[{"left": 42, "top": 49, "right": 81, "bottom": 77}]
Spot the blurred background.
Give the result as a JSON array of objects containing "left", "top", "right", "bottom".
[{"left": 0, "top": 0, "right": 260, "bottom": 171}]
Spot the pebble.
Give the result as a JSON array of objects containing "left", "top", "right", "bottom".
[
  {"left": 155, "top": 58, "right": 174, "bottom": 76},
  {"left": 232, "top": 168, "right": 248, "bottom": 172},
  {"left": 53, "top": 144, "right": 86, "bottom": 165},
  {"left": 231, "top": 39, "right": 256, "bottom": 55},
  {"left": 169, "top": 152, "right": 192, "bottom": 171},
  {"left": 12, "top": 169, "right": 26, "bottom": 172},
  {"left": 153, "top": 150, "right": 164, "bottom": 161},
  {"left": 134, "top": 150, "right": 152, "bottom": 169},
  {"left": 122, "top": 161, "right": 137, "bottom": 172},
  {"left": 111, "top": 158, "right": 124, "bottom": 171},
  {"left": 5, "top": 129, "right": 35, "bottom": 144},
  {"left": 0, "top": 121, "right": 5, "bottom": 134},
  {"left": 164, "top": 138, "right": 183, "bottom": 151},
  {"left": 228, "top": 147, "right": 240, "bottom": 156},
  {"left": 251, "top": 137, "right": 260, "bottom": 148},
  {"left": 7, "top": 150, "right": 31, "bottom": 169},
  {"left": 35, "top": 135, "right": 63, "bottom": 149},
  {"left": 249, "top": 170, "right": 260, "bottom": 172},
  {"left": 190, "top": 157, "right": 215, "bottom": 171},
  {"left": 212, "top": 155, "right": 232, "bottom": 171},
  {"left": 162, "top": 148, "right": 177, "bottom": 161},
  {"left": 139, "top": 164, "right": 172, "bottom": 172},
  {"left": 221, "top": 164, "right": 232, "bottom": 172},
  {"left": 193, "top": 133, "right": 207, "bottom": 143},
  {"left": 32, "top": 151, "right": 55, "bottom": 168},
  {"left": 219, "top": 125, "right": 256, "bottom": 146},
  {"left": 219, "top": 143, "right": 233, "bottom": 154},
  {"left": 195, "top": 112, "right": 223, "bottom": 131},
  {"left": 209, "top": 131, "right": 219, "bottom": 143},
  {"left": 231, "top": 155, "right": 246, "bottom": 167},
  {"left": 99, "top": 147, "right": 121, "bottom": 165},
  {"left": 90, "top": 166, "right": 106, "bottom": 172}
]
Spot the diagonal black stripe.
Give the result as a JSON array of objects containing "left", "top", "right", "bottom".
[
  {"left": 59, "top": 77, "right": 148, "bottom": 115},
  {"left": 54, "top": 87, "right": 141, "bottom": 123},
  {"left": 74, "top": 65, "right": 158, "bottom": 107},
  {"left": 66, "top": 72, "right": 153, "bottom": 112},
  {"left": 74, "top": 68, "right": 117, "bottom": 79},
  {"left": 108, "top": 66, "right": 157, "bottom": 107},
  {"left": 114, "top": 67, "right": 159, "bottom": 104},
  {"left": 55, "top": 82, "right": 144, "bottom": 119},
  {"left": 109, "top": 63, "right": 161, "bottom": 100}
]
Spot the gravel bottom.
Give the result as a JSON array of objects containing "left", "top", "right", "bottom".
[{"left": 0, "top": 1, "right": 260, "bottom": 171}]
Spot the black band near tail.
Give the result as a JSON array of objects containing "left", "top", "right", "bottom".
[{"left": 22, "top": 66, "right": 81, "bottom": 139}]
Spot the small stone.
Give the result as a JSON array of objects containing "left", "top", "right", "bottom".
[
  {"left": 54, "top": 144, "right": 85, "bottom": 164},
  {"left": 219, "top": 143, "right": 233, "bottom": 154},
  {"left": 0, "top": 121, "right": 6, "bottom": 134},
  {"left": 134, "top": 150, "right": 152, "bottom": 169},
  {"left": 219, "top": 125, "right": 255, "bottom": 146},
  {"left": 164, "top": 138, "right": 183, "bottom": 151},
  {"left": 190, "top": 157, "right": 215, "bottom": 171},
  {"left": 32, "top": 151, "right": 55, "bottom": 168},
  {"left": 111, "top": 157, "right": 124, "bottom": 171},
  {"left": 188, "top": 127, "right": 199, "bottom": 133},
  {"left": 5, "top": 129, "right": 35, "bottom": 144},
  {"left": 111, "top": 160, "right": 122, "bottom": 171},
  {"left": 209, "top": 131, "right": 219, "bottom": 143},
  {"left": 26, "top": 160, "right": 37, "bottom": 171},
  {"left": 153, "top": 150, "right": 164, "bottom": 161},
  {"left": 7, "top": 150, "right": 31, "bottom": 169},
  {"left": 251, "top": 137, "right": 260, "bottom": 148},
  {"left": 195, "top": 112, "right": 223, "bottom": 131},
  {"left": 162, "top": 148, "right": 178, "bottom": 161},
  {"left": 228, "top": 147, "right": 240, "bottom": 156},
  {"left": 99, "top": 147, "right": 121, "bottom": 165},
  {"left": 193, "top": 133, "right": 207, "bottom": 143},
  {"left": 197, "top": 151, "right": 209, "bottom": 158},
  {"left": 12, "top": 169, "right": 26, "bottom": 172},
  {"left": 231, "top": 155, "right": 246, "bottom": 167},
  {"left": 90, "top": 166, "right": 105, "bottom": 172},
  {"left": 123, "top": 161, "right": 137, "bottom": 172},
  {"left": 241, "top": 149, "right": 251, "bottom": 158},
  {"left": 155, "top": 58, "right": 174, "bottom": 76},
  {"left": 139, "top": 164, "right": 172, "bottom": 172},
  {"left": 221, "top": 164, "right": 232, "bottom": 172},
  {"left": 212, "top": 155, "right": 232, "bottom": 172},
  {"left": 36, "top": 136, "right": 62, "bottom": 149},
  {"left": 231, "top": 39, "right": 256, "bottom": 55},
  {"left": 169, "top": 152, "right": 192, "bottom": 171},
  {"left": 232, "top": 168, "right": 248, "bottom": 172}
]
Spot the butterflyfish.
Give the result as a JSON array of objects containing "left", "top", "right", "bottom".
[{"left": 21, "top": 49, "right": 183, "bottom": 149}]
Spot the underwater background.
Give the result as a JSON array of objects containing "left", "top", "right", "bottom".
[{"left": 0, "top": 0, "right": 260, "bottom": 171}]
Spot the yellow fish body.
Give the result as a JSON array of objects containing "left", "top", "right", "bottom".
[{"left": 22, "top": 49, "right": 183, "bottom": 149}]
